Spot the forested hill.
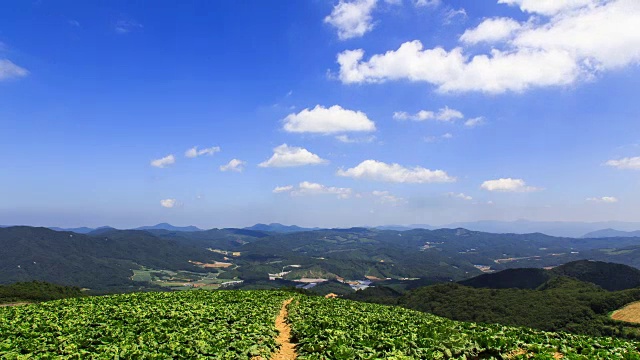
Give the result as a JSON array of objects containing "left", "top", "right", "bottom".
[
  {"left": 0, "top": 226, "right": 226, "bottom": 291},
  {"left": 3, "top": 225, "right": 640, "bottom": 291},
  {"left": 460, "top": 260, "right": 640, "bottom": 291}
]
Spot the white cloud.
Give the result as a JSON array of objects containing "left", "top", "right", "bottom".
[
  {"left": 0, "top": 59, "right": 29, "bottom": 81},
  {"left": 220, "top": 159, "right": 246, "bottom": 172},
  {"left": 150, "top": 154, "right": 176, "bottom": 168},
  {"left": 185, "top": 146, "right": 220, "bottom": 158},
  {"left": 481, "top": 178, "right": 541, "bottom": 192},
  {"left": 414, "top": 0, "right": 441, "bottom": 7},
  {"left": 335, "top": 134, "right": 376, "bottom": 143},
  {"left": 324, "top": 0, "right": 378, "bottom": 40},
  {"left": 393, "top": 106, "right": 463, "bottom": 122},
  {"left": 497, "top": 0, "right": 596, "bottom": 16},
  {"left": 460, "top": 17, "right": 522, "bottom": 44},
  {"left": 372, "top": 190, "right": 406, "bottom": 205},
  {"left": 464, "top": 117, "right": 485, "bottom": 128},
  {"left": 336, "top": 0, "right": 640, "bottom": 93},
  {"left": 337, "top": 41, "right": 578, "bottom": 93},
  {"left": 337, "top": 159, "right": 455, "bottom": 183},
  {"left": 275, "top": 182, "right": 353, "bottom": 199},
  {"left": 605, "top": 157, "right": 640, "bottom": 170},
  {"left": 587, "top": 196, "right": 619, "bottom": 203},
  {"left": 273, "top": 185, "right": 294, "bottom": 193},
  {"left": 283, "top": 105, "right": 376, "bottom": 134},
  {"left": 447, "top": 192, "right": 473, "bottom": 200},
  {"left": 160, "top": 199, "right": 176, "bottom": 208},
  {"left": 259, "top": 144, "right": 328, "bottom": 168}
]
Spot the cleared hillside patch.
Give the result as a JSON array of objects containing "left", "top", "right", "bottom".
[{"left": 613, "top": 302, "right": 640, "bottom": 324}]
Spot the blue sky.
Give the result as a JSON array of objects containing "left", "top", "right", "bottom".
[{"left": 1, "top": 0, "right": 639, "bottom": 228}]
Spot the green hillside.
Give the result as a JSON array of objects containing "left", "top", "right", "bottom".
[{"left": 1, "top": 290, "right": 640, "bottom": 359}]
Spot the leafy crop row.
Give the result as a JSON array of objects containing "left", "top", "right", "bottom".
[
  {"left": 288, "top": 296, "right": 640, "bottom": 359},
  {"left": 0, "top": 290, "right": 291, "bottom": 359}
]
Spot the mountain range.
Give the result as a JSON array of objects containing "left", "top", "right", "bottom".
[{"left": 3, "top": 221, "right": 640, "bottom": 238}]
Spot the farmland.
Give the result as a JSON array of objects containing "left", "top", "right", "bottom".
[
  {"left": 0, "top": 290, "right": 289, "bottom": 359},
  {"left": 613, "top": 302, "right": 640, "bottom": 324},
  {"left": 289, "top": 296, "right": 640, "bottom": 359},
  {"left": 2, "top": 290, "right": 640, "bottom": 359}
]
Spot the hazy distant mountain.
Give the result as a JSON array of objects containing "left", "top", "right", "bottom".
[
  {"left": 243, "top": 223, "right": 319, "bottom": 233},
  {"left": 132, "top": 223, "right": 202, "bottom": 232},
  {"left": 373, "top": 220, "right": 640, "bottom": 238},
  {"left": 48, "top": 227, "right": 96, "bottom": 234},
  {"left": 582, "top": 228, "right": 640, "bottom": 238}
]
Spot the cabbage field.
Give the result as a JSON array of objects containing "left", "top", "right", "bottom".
[
  {"left": 1, "top": 290, "right": 640, "bottom": 359},
  {"left": 0, "top": 290, "right": 290, "bottom": 359}
]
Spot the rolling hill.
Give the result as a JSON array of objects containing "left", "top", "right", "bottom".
[{"left": 0, "top": 227, "right": 224, "bottom": 291}]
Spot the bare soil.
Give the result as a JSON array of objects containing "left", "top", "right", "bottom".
[
  {"left": 270, "top": 298, "right": 297, "bottom": 360},
  {"left": 612, "top": 301, "right": 640, "bottom": 324}
]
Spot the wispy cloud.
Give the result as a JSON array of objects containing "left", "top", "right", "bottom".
[
  {"left": 114, "top": 19, "right": 143, "bottom": 34},
  {"left": 150, "top": 154, "right": 176, "bottom": 168},
  {"left": 0, "top": 59, "right": 29, "bottom": 81},
  {"left": 185, "top": 146, "right": 221, "bottom": 158}
]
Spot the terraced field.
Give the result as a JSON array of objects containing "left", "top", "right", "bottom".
[{"left": 1, "top": 290, "right": 639, "bottom": 359}]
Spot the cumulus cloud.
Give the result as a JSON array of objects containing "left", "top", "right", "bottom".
[
  {"left": 150, "top": 154, "right": 176, "bottom": 168},
  {"left": 393, "top": 106, "right": 463, "bottom": 122},
  {"left": 259, "top": 144, "right": 328, "bottom": 168},
  {"left": 337, "top": 159, "right": 455, "bottom": 183},
  {"left": 160, "top": 199, "right": 176, "bottom": 208},
  {"left": 587, "top": 196, "right": 619, "bottom": 203},
  {"left": 605, "top": 157, "right": 640, "bottom": 170},
  {"left": 336, "top": 0, "right": 640, "bottom": 93},
  {"left": 283, "top": 105, "right": 376, "bottom": 134},
  {"left": 481, "top": 178, "right": 541, "bottom": 192},
  {"left": 0, "top": 59, "right": 29, "bottom": 81},
  {"left": 274, "top": 181, "right": 353, "bottom": 199},
  {"left": 185, "top": 146, "right": 220, "bottom": 158},
  {"left": 464, "top": 117, "right": 485, "bottom": 128},
  {"left": 447, "top": 192, "right": 473, "bottom": 200},
  {"left": 325, "top": 0, "right": 378, "bottom": 40},
  {"left": 460, "top": 17, "right": 522, "bottom": 44},
  {"left": 220, "top": 159, "right": 246, "bottom": 172}
]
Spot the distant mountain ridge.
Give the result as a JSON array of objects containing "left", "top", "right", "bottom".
[
  {"left": 243, "top": 223, "right": 320, "bottom": 233},
  {"left": 375, "top": 220, "right": 640, "bottom": 238},
  {"left": 132, "top": 223, "right": 203, "bottom": 232},
  {"left": 582, "top": 228, "right": 640, "bottom": 238}
]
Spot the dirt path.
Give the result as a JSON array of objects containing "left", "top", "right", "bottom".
[
  {"left": 0, "top": 302, "right": 29, "bottom": 307},
  {"left": 612, "top": 301, "right": 640, "bottom": 323},
  {"left": 270, "top": 298, "right": 297, "bottom": 360}
]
